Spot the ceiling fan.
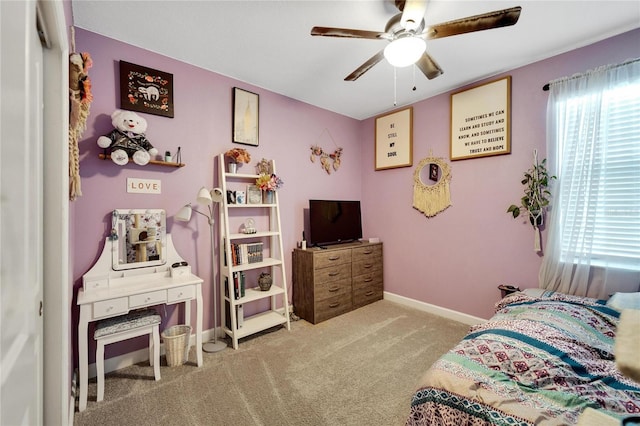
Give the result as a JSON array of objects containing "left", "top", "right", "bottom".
[{"left": 310, "top": 0, "right": 522, "bottom": 81}]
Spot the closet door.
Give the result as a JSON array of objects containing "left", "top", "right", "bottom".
[{"left": 0, "top": 0, "right": 44, "bottom": 423}]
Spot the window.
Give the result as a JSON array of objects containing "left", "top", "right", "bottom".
[{"left": 553, "top": 81, "right": 640, "bottom": 270}]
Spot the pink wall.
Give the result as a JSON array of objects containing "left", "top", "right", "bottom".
[
  {"left": 360, "top": 28, "right": 640, "bottom": 319},
  {"left": 72, "top": 29, "right": 363, "bottom": 361},
  {"left": 71, "top": 26, "right": 640, "bottom": 362}
]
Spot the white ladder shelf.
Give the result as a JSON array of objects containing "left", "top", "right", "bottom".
[{"left": 218, "top": 154, "right": 290, "bottom": 349}]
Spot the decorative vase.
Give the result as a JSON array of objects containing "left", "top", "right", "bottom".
[
  {"left": 263, "top": 190, "right": 275, "bottom": 204},
  {"left": 228, "top": 162, "right": 237, "bottom": 174},
  {"left": 258, "top": 272, "right": 272, "bottom": 291}
]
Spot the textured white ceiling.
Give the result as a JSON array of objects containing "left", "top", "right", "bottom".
[{"left": 72, "top": 0, "right": 640, "bottom": 120}]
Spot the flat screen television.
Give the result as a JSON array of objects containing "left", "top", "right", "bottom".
[{"left": 308, "top": 199, "right": 362, "bottom": 246}]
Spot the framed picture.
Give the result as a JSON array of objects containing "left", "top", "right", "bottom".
[
  {"left": 429, "top": 163, "right": 439, "bottom": 182},
  {"left": 247, "top": 185, "right": 262, "bottom": 205},
  {"left": 119, "top": 61, "right": 174, "bottom": 118},
  {"left": 375, "top": 107, "right": 413, "bottom": 170},
  {"left": 450, "top": 76, "right": 511, "bottom": 160},
  {"left": 233, "top": 87, "right": 259, "bottom": 146}
]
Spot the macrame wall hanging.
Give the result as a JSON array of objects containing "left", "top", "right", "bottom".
[
  {"left": 413, "top": 156, "right": 452, "bottom": 218},
  {"left": 68, "top": 26, "right": 93, "bottom": 200},
  {"left": 310, "top": 128, "right": 343, "bottom": 174}
]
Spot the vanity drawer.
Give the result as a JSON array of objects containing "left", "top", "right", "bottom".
[
  {"left": 315, "top": 294, "right": 352, "bottom": 323},
  {"left": 167, "top": 285, "right": 195, "bottom": 303},
  {"left": 129, "top": 290, "right": 166, "bottom": 308},
  {"left": 93, "top": 297, "right": 128, "bottom": 319}
]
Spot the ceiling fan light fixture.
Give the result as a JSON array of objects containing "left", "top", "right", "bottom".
[{"left": 384, "top": 36, "right": 426, "bottom": 67}]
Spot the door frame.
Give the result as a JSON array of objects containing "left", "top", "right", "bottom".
[{"left": 38, "top": 1, "right": 71, "bottom": 423}]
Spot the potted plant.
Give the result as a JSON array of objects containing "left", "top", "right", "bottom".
[
  {"left": 224, "top": 148, "right": 251, "bottom": 173},
  {"left": 507, "top": 155, "right": 555, "bottom": 228},
  {"left": 256, "top": 173, "right": 283, "bottom": 204}
]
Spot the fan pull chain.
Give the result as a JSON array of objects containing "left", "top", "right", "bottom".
[
  {"left": 412, "top": 64, "right": 417, "bottom": 91},
  {"left": 393, "top": 67, "right": 397, "bottom": 106}
]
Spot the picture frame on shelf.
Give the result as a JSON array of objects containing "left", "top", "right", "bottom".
[
  {"left": 247, "top": 185, "right": 262, "bottom": 205},
  {"left": 235, "top": 190, "right": 246, "bottom": 204},
  {"left": 232, "top": 87, "right": 259, "bottom": 146},
  {"left": 450, "top": 76, "right": 511, "bottom": 161},
  {"left": 119, "top": 61, "right": 174, "bottom": 118},
  {"left": 375, "top": 107, "right": 413, "bottom": 170}
]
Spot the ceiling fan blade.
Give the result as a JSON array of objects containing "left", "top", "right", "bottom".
[
  {"left": 311, "top": 26, "right": 387, "bottom": 40},
  {"left": 345, "top": 50, "right": 385, "bottom": 81},
  {"left": 399, "top": 0, "right": 427, "bottom": 31},
  {"left": 425, "top": 6, "right": 522, "bottom": 40},
  {"left": 415, "top": 52, "right": 443, "bottom": 80}
]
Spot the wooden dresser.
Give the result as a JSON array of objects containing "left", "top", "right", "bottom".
[{"left": 292, "top": 242, "right": 383, "bottom": 324}]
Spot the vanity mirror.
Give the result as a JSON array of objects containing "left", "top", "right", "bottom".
[{"left": 111, "top": 209, "right": 166, "bottom": 270}]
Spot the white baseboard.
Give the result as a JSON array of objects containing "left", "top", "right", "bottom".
[{"left": 383, "top": 291, "right": 486, "bottom": 326}]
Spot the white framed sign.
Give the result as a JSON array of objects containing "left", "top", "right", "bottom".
[
  {"left": 375, "top": 107, "right": 413, "bottom": 170},
  {"left": 450, "top": 76, "right": 511, "bottom": 161}
]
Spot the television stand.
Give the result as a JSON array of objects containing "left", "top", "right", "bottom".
[{"left": 292, "top": 241, "right": 383, "bottom": 324}]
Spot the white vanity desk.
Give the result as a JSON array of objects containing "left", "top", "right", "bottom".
[{"left": 78, "top": 233, "right": 203, "bottom": 412}]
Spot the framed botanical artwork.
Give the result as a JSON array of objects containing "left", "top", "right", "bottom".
[
  {"left": 232, "top": 87, "right": 259, "bottom": 146},
  {"left": 119, "top": 61, "right": 174, "bottom": 118},
  {"left": 375, "top": 107, "right": 413, "bottom": 170},
  {"left": 450, "top": 76, "right": 511, "bottom": 160}
]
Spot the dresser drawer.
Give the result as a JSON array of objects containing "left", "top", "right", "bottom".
[
  {"left": 315, "top": 294, "right": 352, "bottom": 323},
  {"left": 93, "top": 297, "right": 128, "bottom": 319},
  {"left": 353, "top": 272, "right": 382, "bottom": 291},
  {"left": 129, "top": 290, "right": 166, "bottom": 308},
  {"left": 314, "top": 249, "right": 352, "bottom": 269},
  {"left": 315, "top": 278, "right": 351, "bottom": 302},
  {"left": 167, "top": 285, "right": 195, "bottom": 303},
  {"left": 353, "top": 280, "right": 383, "bottom": 308},
  {"left": 313, "top": 263, "right": 351, "bottom": 283},
  {"left": 352, "top": 259, "right": 382, "bottom": 277},
  {"left": 352, "top": 244, "right": 382, "bottom": 263}
]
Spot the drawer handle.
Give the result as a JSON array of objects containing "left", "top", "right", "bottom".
[
  {"left": 363, "top": 278, "right": 373, "bottom": 283},
  {"left": 363, "top": 250, "right": 373, "bottom": 254},
  {"left": 363, "top": 264, "right": 373, "bottom": 269},
  {"left": 329, "top": 302, "right": 340, "bottom": 308},
  {"left": 328, "top": 286, "right": 340, "bottom": 292},
  {"left": 177, "top": 292, "right": 183, "bottom": 297},
  {"left": 328, "top": 256, "right": 340, "bottom": 261},
  {"left": 106, "top": 306, "right": 114, "bottom": 312},
  {"left": 328, "top": 272, "right": 340, "bottom": 277},
  {"left": 145, "top": 297, "right": 151, "bottom": 302},
  {"left": 365, "top": 291, "right": 374, "bottom": 296}
]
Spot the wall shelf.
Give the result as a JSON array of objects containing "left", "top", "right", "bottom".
[{"left": 98, "top": 153, "right": 185, "bottom": 168}]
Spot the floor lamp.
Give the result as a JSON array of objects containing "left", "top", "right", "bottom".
[{"left": 176, "top": 186, "right": 226, "bottom": 353}]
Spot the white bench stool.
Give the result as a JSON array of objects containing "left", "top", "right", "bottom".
[{"left": 94, "top": 309, "right": 162, "bottom": 402}]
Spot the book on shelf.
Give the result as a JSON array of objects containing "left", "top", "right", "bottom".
[{"left": 230, "top": 242, "right": 263, "bottom": 266}]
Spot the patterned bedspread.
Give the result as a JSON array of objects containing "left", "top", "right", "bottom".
[{"left": 406, "top": 291, "right": 640, "bottom": 425}]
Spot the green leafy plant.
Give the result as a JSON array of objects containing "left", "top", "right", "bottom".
[{"left": 507, "top": 157, "right": 556, "bottom": 228}]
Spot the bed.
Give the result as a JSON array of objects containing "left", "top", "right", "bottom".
[{"left": 406, "top": 290, "right": 640, "bottom": 425}]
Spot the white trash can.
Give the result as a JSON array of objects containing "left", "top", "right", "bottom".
[{"left": 162, "top": 325, "right": 191, "bottom": 366}]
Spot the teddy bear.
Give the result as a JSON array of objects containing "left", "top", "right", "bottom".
[{"left": 97, "top": 109, "right": 158, "bottom": 166}]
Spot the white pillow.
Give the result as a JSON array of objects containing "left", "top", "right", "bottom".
[{"left": 606, "top": 292, "right": 640, "bottom": 311}]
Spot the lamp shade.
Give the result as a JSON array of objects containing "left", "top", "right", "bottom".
[
  {"left": 175, "top": 204, "right": 192, "bottom": 222},
  {"left": 384, "top": 36, "right": 426, "bottom": 67},
  {"left": 197, "top": 187, "right": 213, "bottom": 205}
]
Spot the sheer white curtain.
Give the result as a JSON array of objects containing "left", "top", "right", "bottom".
[{"left": 539, "top": 58, "right": 640, "bottom": 298}]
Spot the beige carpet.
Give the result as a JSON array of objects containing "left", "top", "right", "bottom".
[{"left": 74, "top": 300, "right": 470, "bottom": 426}]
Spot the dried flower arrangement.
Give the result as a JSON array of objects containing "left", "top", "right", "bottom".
[{"left": 225, "top": 148, "right": 251, "bottom": 164}]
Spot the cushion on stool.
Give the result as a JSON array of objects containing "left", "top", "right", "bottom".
[{"left": 94, "top": 309, "right": 161, "bottom": 339}]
